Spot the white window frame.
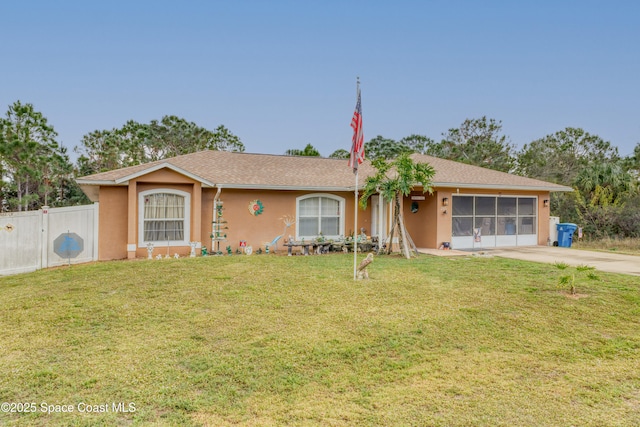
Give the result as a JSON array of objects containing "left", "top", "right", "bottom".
[
  {"left": 138, "top": 189, "right": 191, "bottom": 247},
  {"left": 295, "top": 194, "right": 345, "bottom": 240}
]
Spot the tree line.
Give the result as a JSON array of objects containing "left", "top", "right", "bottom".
[
  {"left": 1, "top": 101, "right": 638, "bottom": 238},
  {"left": 0, "top": 101, "right": 244, "bottom": 212},
  {"left": 293, "top": 117, "right": 640, "bottom": 239}
]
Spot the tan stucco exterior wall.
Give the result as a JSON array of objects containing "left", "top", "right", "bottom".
[
  {"left": 91, "top": 169, "right": 204, "bottom": 260},
  {"left": 89, "top": 166, "right": 552, "bottom": 259},
  {"left": 202, "top": 188, "right": 369, "bottom": 253},
  {"left": 402, "top": 191, "right": 442, "bottom": 249},
  {"left": 537, "top": 194, "right": 552, "bottom": 245},
  {"left": 97, "top": 186, "right": 128, "bottom": 260},
  {"left": 92, "top": 172, "right": 372, "bottom": 260},
  {"left": 435, "top": 190, "right": 454, "bottom": 248}
]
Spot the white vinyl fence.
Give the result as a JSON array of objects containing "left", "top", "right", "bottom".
[{"left": 0, "top": 204, "right": 98, "bottom": 276}]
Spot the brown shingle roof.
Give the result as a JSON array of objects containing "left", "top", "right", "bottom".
[
  {"left": 77, "top": 150, "right": 572, "bottom": 192},
  {"left": 410, "top": 154, "right": 572, "bottom": 191},
  {"left": 77, "top": 150, "right": 376, "bottom": 190}
]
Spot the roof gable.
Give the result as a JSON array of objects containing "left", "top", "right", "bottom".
[{"left": 113, "top": 162, "right": 215, "bottom": 186}]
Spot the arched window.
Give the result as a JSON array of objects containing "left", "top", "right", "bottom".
[
  {"left": 296, "top": 194, "right": 345, "bottom": 239},
  {"left": 138, "top": 189, "right": 190, "bottom": 247}
]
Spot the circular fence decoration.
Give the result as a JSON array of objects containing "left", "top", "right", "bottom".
[
  {"left": 248, "top": 199, "right": 264, "bottom": 216},
  {"left": 54, "top": 232, "right": 84, "bottom": 259}
]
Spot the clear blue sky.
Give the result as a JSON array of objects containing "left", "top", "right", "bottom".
[{"left": 2, "top": 0, "right": 639, "bottom": 160}]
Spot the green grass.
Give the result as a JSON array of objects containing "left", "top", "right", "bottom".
[
  {"left": 574, "top": 237, "right": 640, "bottom": 255},
  {"left": 1, "top": 254, "right": 640, "bottom": 426}
]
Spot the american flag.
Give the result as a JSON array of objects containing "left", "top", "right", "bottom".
[{"left": 348, "top": 88, "right": 364, "bottom": 173}]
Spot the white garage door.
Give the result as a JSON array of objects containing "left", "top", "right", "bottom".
[{"left": 450, "top": 195, "right": 538, "bottom": 249}]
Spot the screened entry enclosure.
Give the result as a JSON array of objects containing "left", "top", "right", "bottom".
[{"left": 451, "top": 195, "right": 538, "bottom": 249}]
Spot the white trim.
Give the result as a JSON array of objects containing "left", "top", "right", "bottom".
[
  {"left": 370, "top": 195, "right": 387, "bottom": 243},
  {"left": 77, "top": 181, "right": 356, "bottom": 192},
  {"left": 77, "top": 164, "right": 215, "bottom": 187},
  {"left": 215, "top": 183, "right": 357, "bottom": 191},
  {"left": 40, "top": 206, "right": 48, "bottom": 270},
  {"left": 432, "top": 182, "right": 573, "bottom": 192},
  {"left": 76, "top": 180, "right": 119, "bottom": 186},
  {"left": 138, "top": 189, "right": 191, "bottom": 248},
  {"left": 496, "top": 235, "right": 518, "bottom": 247},
  {"left": 517, "top": 234, "right": 538, "bottom": 246},
  {"left": 295, "top": 193, "right": 345, "bottom": 240},
  {"left": 93, "top": 202, "right": 99, "bottom": 261}
]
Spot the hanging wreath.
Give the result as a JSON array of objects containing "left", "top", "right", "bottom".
[{"left": 248, "top": 199, "right": 264, "bottom": 216}]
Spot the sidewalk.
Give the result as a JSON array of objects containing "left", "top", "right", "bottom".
[{"left": 417, "top": 248, "right": 469, "bottom": 257}]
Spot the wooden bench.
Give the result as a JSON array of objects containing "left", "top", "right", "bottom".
[
  {"left": 285, "top": 241, "right": 335, "bottom": 256},
  {"left": 285, "top": 242, "right": 313, "bottom": 256}
]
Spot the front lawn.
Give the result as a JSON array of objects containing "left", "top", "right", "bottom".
[
  {"left": 1, "top": 254, "right": 639, "bottom": 426},
  {"left": 573, "top": 237, "right": 640, "bottom": 255}
]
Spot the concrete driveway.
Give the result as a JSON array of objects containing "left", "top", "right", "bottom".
[
  {"left": 485, "top": 246, "right": 640, "bottom": 276},
  {"left": 419, "top": 246, "right": 640, "bottom": 276}
]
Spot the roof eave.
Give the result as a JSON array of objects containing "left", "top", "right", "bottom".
[
  {"left": 74, "top": 180, "right": 572, "bottom": 193},
  {"left": 216, "top": 184, "right": 356, "bottom": 192},
  {"left": 431, "top": 182, "right": 574, "bottom": 192},
  {"left": 75, "top": 179, "right": 119, "bottom": 186}
]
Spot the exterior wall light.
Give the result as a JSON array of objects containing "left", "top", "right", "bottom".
[
  {"left": 442, "top": 197, "right": 449, "bottom": 206},
  {"left": 543, "top": 199, "right": 549, "bottom": 207}
]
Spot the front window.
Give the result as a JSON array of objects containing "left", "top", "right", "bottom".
[
  {"left": 139, "top": 190, "right": 190, "bottom": 246},
  {"left": 296, "top": 194, "right": 344, "bottom": 239}
]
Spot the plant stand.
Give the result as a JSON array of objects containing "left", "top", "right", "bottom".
[{"left": 211, "top": 200, "right": 228, "bottom": 255}]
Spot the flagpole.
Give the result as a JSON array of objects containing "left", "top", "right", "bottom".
[
  {"left": 353, "top": 164, "right": 359, "bottom": 280},
  {"left": 353, "top": 77, "right": 360, "bottom": 280}
]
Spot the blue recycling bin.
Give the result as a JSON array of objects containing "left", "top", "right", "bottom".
[{"left": 556, "top": 223, "right": 578, "bottom": 247}]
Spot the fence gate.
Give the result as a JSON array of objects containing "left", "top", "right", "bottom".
[{"left": 0, "top": 204, "right": 98, "bottom": 276}]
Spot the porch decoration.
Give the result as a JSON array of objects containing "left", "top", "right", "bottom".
[
  {"left": 265, "top": 215, "right": 296, "bottom": 254},
  {"left": 357, "top": 253, "right": 374, "bottom": 279},
  {"left": 248, "top": 199, "right": 264, "bottom": 216},
  {"left": 147, "top": 242, "right": 154, "bottom": 259},
  {"left": 211, "top": 200, "right": 228, "bottom": 255}
]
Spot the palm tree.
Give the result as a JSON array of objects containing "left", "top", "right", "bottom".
[
  {"left": 359, "top": 153, "right": 435, "bottom": 259},
  {"left": 573, "top": 161, "right": 636, "bottom": 205}
]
